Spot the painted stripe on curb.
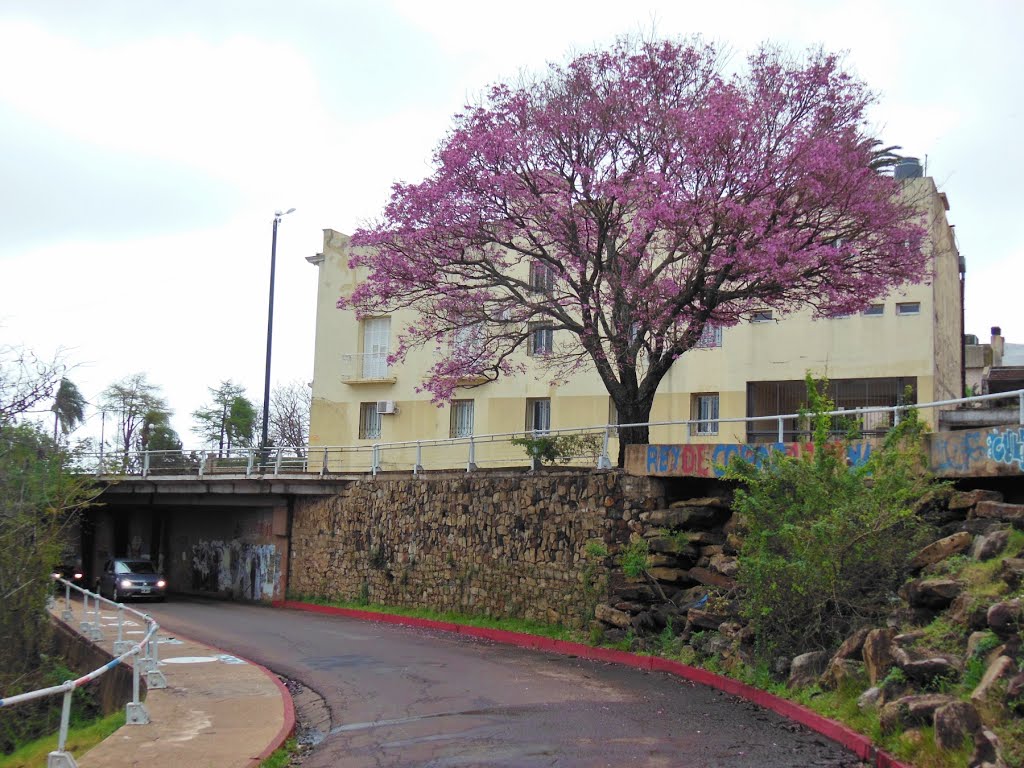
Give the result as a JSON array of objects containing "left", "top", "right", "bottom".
[{"left": 276, "top": 600, "right": 909, "bottom": 768}]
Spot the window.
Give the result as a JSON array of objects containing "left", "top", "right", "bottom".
[
  {"left": 450, "top": 400, "right": 475, "bottom": 438},
  {"left": 691, "top": 393, "right": 720, "bottom": 436},
  {"left": 695, "top": 324, "right": 723, "bottom": 348},
  {"left": 526, "top": 398, "right": 551, "bottom": 434},
  {"left": 750, "top": 311, "right": 773, "bottom": 324},
  {"left": 361, "top": 317, "right": 390, "bottom": 378},
  {"left": 453, "top": 324, "right": 484, "bottom": 354},
  {"left": 896, "top": 302, "right": 921, "bottom": 316},
  {"left": 530, "top": 260, "right": 555, "bottom": 292},
  {"left": 863, "top": 304, "right": 884, "bottom": 316},
  {"left": 358, "top": 402, "right": 382, "bottom": 439},
  {"left": 528, "top": 323, "right": 554, "bottom": 355}
]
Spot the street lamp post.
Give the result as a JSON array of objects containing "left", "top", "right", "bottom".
[{"left": 261, "top": 208, "right": 295, "bottom": 457}]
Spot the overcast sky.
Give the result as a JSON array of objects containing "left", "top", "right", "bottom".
[{"left": 1, "top": 0, "right": 1021, "bottom": 444}]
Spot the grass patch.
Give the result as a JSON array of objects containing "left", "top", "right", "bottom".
[
  {"left": 259, "top": 737, "right": 299, "bottom": 768},
  {"left": 289, "top": 594, "right": 571, "bottom": 641},
  {"left": 0, "top": 711, "right": 125, "bottom": 768}
]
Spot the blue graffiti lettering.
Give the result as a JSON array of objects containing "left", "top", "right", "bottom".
[
  {"left": 987, "top": 428, "right": 1024, "bottom": 470},
  {"left": 646, "top": 446, "right": 658, "bottom": 473}
]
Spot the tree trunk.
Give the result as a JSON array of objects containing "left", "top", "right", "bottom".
[{"left": 615, "top": 399, "right": 655, "bottom": 468}]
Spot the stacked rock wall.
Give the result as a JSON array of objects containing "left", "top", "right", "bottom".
[{"left": 289, "top": 470, "right": 664, "bottom": 626}]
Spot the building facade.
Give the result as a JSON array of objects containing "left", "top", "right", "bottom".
[{"left": 307, "top": 175, "right": 963, "bottom": 464}]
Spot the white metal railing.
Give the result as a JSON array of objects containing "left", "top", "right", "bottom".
[
  {"left": 74, "top": 388, "right": 1024, "bottom": 479},
  {"left": 1, "top": 578, "right": 167, "bottom": 767},
  {"left": 339, "top": 352, "right": 391, "bottom": 380}
]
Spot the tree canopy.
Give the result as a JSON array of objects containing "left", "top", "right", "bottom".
[
  {"left": 192, "top": 380, "right": 257, "bottom": 455},
  {"left": 100, "top": 373, "right": 173, "bottom": 455},
  {"left": 343, "top": 38, "right": 927, "bottom": 462}
]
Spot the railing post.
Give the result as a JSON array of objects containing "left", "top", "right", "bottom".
[
  {"left": 274, "top": 448, "right": 283, "bottom": 475},
  {"left": 371, "top": 444, "right": 380, "bottom": 476},
  {"left": 1019, "top": 391, "right": 1023, "bottom": 426},
  {"left": 467, "top": 436, "right": 477, "bottom": 472},
  {"left": 198, "top": 450, "right": 207, "bottom": 478},
  {"left": 125, "top": 647, "right": 150, "bottom": 725},
  {"left": 46, "top": 685, "right": 77, "bottom": 767},
  {"left": 321, "top": 448, "right": 329, "bottom": 477},
  {"left": 61, "top": 583, "right": 73, "bottom": 622},
  {"left": 414, "top": 442, "right": 423, "bottom": 476},
  {"left": 894, "top": 406, "right": 902, "bottom": 427},
  {"left": 113, "top": 605, "right": 131, "bottom": 655},
  {"left": 597, "top": 426, "right": 613, "bottom": 469},
  {"left": 777, "top": 416, "right": 784, "bottom": 444},
  {"left": 142, "top": 629, "right": 167, "bottom": 689},
  {"left": 142, "top": 450, "right": 151, "bottom": 477},
  {"left": 246, "top": 449, "right": 255, "bottom": 477},
  {"left": 80, "top": 590, "right": 92, "bottom": 633}
]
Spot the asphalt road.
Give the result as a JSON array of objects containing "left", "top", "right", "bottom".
[{"left": 143, "top": 599, "right": 866, "bottom": 768}]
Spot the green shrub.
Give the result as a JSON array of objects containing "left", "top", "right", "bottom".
[
  {"left": 511, "top": 433, "right": 602, "bottom": 465},
  {"left": 620, "top": 538, "right": 649, "bottom": 579},
  {"left": 728, "top": 374, "right": 937, "bottom": 660}
]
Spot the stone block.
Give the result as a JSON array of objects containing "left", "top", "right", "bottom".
[
  {"left": 934, "top": 701, "right": 981, "bottom": 751},
  {"left": 948, "top": 489, "right": 1003, "bottom": 511},
  {"left": 972, "top": 501, "right": 1024, "bottom": 526},
  {"left": 910, "top": 532, "right": 973, "bottom": 570}
]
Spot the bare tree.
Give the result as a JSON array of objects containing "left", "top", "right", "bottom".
[
  {"left": 0, "top": 344, "right": 65, "bottom": 425},
  {"left": 269, "top": 381, "right": 310, "bottom": 456}
]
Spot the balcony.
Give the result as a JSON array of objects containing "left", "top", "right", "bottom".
[{"left": 340, "top": 352, "right": 396, "bottom": 383}]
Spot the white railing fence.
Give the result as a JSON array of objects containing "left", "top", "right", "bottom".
[
  {"left": 76, "top": 389, "right": 1024, "bottom": 479},
  {"left": 0, "top": 578, "right": 167, "bottom": 768}
]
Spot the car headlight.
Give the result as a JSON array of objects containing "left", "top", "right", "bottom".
[
  {"left": 156, "top": 580, "right": 166, "bottom": 588},
  {"left": 120, "top": 579, "right": 132, "bottom": 589},
  {"left": 73, "top": 573, "right": 83, "bottom": 580}
]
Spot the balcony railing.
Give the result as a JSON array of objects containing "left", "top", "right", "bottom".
[{"left": 340, "top": 352, "right": 391, "bottom": 380}]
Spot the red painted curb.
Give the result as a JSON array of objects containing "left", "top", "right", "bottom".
[
  {"left": 153, "top": 624, "right": 297, "bottom": 766},
  {"left": 278, "top": 600, "right": 910, "bottom": 768}
]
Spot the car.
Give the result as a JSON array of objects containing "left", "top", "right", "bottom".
[
  {"left": 52, "top": 564, "right": 85, "bottom": 593},
  {"left": 98, "top": 559, "right": 167, "bottom": 602}
]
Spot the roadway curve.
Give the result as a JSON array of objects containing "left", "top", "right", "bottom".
[{"left": 144, "top": 599, "right": 866, "bottom": 768}]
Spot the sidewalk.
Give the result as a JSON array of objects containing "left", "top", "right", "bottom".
[{"left": 50, "top": 598, "right": 293, "bottom": 768}]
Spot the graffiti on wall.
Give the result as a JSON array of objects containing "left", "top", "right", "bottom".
[
  {"left": 631, "top": 440, "right": 874, "bottom": 478},
  {"left": 191, "top": 540, "right": 280, "bottom": 601},
  {"left": 987, "top": 427, "right": 1024, "bottom": 471},
  {"left": 929, "top": 430, "right": 988, "bottom": 476}
]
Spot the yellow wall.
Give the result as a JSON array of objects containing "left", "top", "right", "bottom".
[{"left": 308, "top": 178, "right": 961, "bottom": 449}]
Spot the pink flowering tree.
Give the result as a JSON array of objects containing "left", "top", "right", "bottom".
[{"left": 342, "top": 38, "right": 926, "bottom": 465}]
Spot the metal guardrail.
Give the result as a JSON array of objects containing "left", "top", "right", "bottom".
[
  {"left": 0, "top": 578, "right": 168, "bottom": 768},
  {"left": 76, "top": 389, "right": 1024, "bottom": 479}
]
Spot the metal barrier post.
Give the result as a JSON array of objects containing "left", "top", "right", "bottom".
[
  {"left": 274, "top": 448, "right": 283, "bottom": 475},
  {"left": 894, "top": 406, "right": 902, "bottom": 427},
  {"left": 142, "top": 450, "right": 151, "bottom": 477},
  {"left": 597, "top": 426, "right": 613, "bottom": 469},
  {"left": 1019, "top": 392, "right": 1023, "bottom": 425},
  {"left": 372, "top": 445, "right": 380, "bottom": 476},
  {"left": 86, "top": 596, "right": 103, "bottom": 642},
  {"left": 198, "top": 450, "right": 207, "bottom": 478},
  {"left": 79, "top": 591, "right": 93, "bottom": 633},
  {"left": 113, "top": 605, "right": 131, "bottom": 655},
  {"left": 61, "top": 583, "right": 73, "bottom": 622},
  {"left": 144, "top": 632, "right": 167, "bottom": 689},
  {"left": 246, "top": 449, "right": 255, "bottom": 477},
  {"left": 414, "top": 442, "right": 423, "bottom": 476},
  {"left": 467, "top": 437, "right": 477, "bottom": 472},
  {"left": 125, "top": 648, "right": 150, "bottom": 725},
  {"left": 45, "top": 685, "right": 78, "bottom": 768},
  {"left": 777, "top": 417, "right": 784, "bottom": 443}
]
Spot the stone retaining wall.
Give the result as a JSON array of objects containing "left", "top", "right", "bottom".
[{"left": 289, "top": 470, "right": 664, "bottom": 626}]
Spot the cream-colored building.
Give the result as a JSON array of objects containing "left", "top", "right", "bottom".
[{"left": 307, "top": 174, "right": 963, "bottom": 467}]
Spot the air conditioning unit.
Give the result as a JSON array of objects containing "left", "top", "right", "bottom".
[{"left": 376, "top": 400, "right": 397, "bottom": 415}]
